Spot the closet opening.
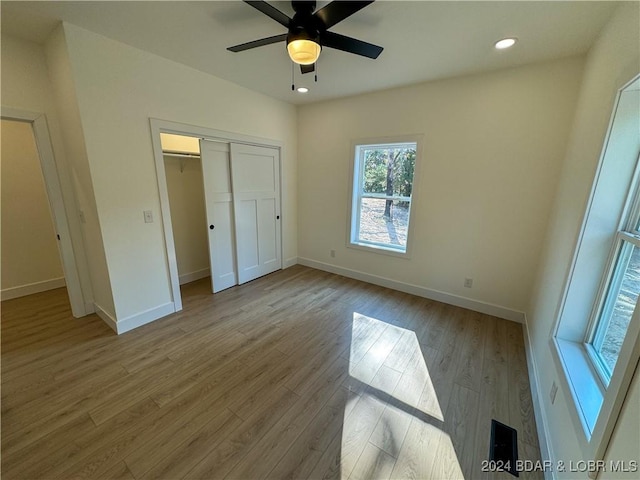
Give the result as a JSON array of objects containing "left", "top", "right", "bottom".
[
  {"left": 161, "top": 133, "right": 211, "bottom": 291},
  {"left": 151, "top": 119, "right": 284, "bottom": 313}
]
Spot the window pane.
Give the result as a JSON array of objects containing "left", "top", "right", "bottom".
[
  {"left": 357, "top": 198, "right": 409, "bottom": 250},
  {"left": 362, "top": 147, "right": 415, "bottom": 197},
  {"left": 594, "top": 241, "right": 639, "bottom": 375}
]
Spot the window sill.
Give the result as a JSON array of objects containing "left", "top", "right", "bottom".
[
  {"left": 554, "top": 338, "right": 605, "bottom": 437},
  {"left": 347, "top": 241, "right": 411, "bottom": 259}
]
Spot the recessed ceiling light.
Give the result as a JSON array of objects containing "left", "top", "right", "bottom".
[
  {"left": 297, "top": 87, "right": 309, "bottom": 93},
  {"left": 495, "top": 38, "right": 517, "bottom": 50}
]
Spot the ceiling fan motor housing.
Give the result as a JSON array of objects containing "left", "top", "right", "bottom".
[
  {"left": 288, "top": 0, "right": 323, "bottom": 44},
  {"left": 228, "top": 0, "right": 383, "bottom": 70},
  {"left": 291, "top": 1, "right": 317, "bottom": 16}
]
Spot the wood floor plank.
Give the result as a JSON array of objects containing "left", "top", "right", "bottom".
[
  {"left": 506, "top": 321, "right": 540, "bottom": 448},
  {"left": 369, "top": 402, "right": 413, "bottom": 458},
  {"left": 97, "top": 461, "right": 136, "bottom": 480},
  {"left": 1, "top": 266, "right": 543, "bottom": 480},
  {"left": 454, "top": 310, "right": 487, "bottom": 393},
  {"left": 137, "top": 409, "right": 243, "bottom": 480},
  {"left": 264, "top": 386, "right": 354, "bottom": 480},
  {"left": 0, "top": 413, "right": 96, "bottom": 478},
  {"left": 48, "top": 397, "right": 161, "bottom": 479},
  {"left": 348, "top": 442, "right": 396, "bottom": 480},
  {"left": 226, "top": 357, "right": 350, "bottom": 480},
  {"left": 183, "top": 386, "right": 300, "bottom": 479},
  {"left": 444, "top": 383, "right": 480, "bottom": 479},
  {"left": 389, "top": 415, "right": 443, "bottom": 480},
  {"left": 315, "top": 391, "right": 387, "bottom": 480}
]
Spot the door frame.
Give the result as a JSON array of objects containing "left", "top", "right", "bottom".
[
  {"left": 149, "top": 118, "right": 284, "bottom": 311},
  {"left": 1, "top": 107, "right": 90, "bottom": 316}
]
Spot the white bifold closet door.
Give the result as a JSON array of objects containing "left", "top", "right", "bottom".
[{"left": 199, "top": 140, "right": 281, "bottom": 293}]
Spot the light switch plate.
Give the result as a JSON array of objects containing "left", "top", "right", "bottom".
[{"left": 143, "top": 210, "right": 153, "bottom": 223}]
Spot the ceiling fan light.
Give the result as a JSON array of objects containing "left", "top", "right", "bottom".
[{"left": 287, "top": 39, "right": 321, "bottom": 65}]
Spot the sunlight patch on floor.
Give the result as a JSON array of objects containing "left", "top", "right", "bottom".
[
  {"left": 336, "top": 312, "right": 462, "bottom": 479},
  {"left": 348, "top": 312, "right": 443, "bottom": 419}
]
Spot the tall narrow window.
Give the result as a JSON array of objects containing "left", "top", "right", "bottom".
[
  {"left": 350, "top": 141, "right": 417, "bottom": 254},
  {"left": 551, "top": 75, "right": 639, "bottom": 443},
  {"left": 587, "top": 164, "right": 640, "bottom": 383}
]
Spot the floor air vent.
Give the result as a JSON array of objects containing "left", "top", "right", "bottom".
[{"left": 489, "top": 419, "right": 519, "bottom": 477}]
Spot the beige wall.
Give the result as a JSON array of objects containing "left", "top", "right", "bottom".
[
  {"left": 527, "top": 2, "right": 640, "bottom": 476},
  {"left": 1, "top": 119, "right": 64, "bottom": 293},
  {"left": 297, "top": 56, "right": 584, "bottom": 316},
  {"left": 54, "top": 23, "right": 298, "bottom": 324}
]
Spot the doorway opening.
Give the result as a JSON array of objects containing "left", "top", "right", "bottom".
[{"left": 1, "top": 109, "right": 89, "bottom": 317}]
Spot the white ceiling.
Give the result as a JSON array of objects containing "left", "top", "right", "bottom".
[{"left": 1, "top": 1, "right": 620, "bottom": 105}]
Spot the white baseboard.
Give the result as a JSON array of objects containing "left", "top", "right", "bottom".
[
  {"left": 297, "top": 257, "right": 525, "bottom": 323},
  {"left": 94, "top": 302, "right": 174, "bottom": 335},
  {"left": 283, "top": 257, "right": 298, "bottom": 269},
  {"left": 522, "top": 315, "right": 555, "bottom": 480},
  {"left": 94, "top": 303, "right": 118, "bottom": 333},
  {"left": 1, "top": 277, "right": 66, "bottom": 301},
  {"left": 179, "top": 268, "right": 210, "bottom": 285},
  {"left": 115, "top": 302, "right": 175, "bottom": 334}
]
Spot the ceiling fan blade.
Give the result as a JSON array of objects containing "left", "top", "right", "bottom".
[
  {"left": 227, "top": 33, "right": 288, "bottom": 52},
  {"left": 314, "top": 1, "right": 374, "bottom": 30},
  {"left": 244, "top": 0, "right": 291, "bottom": 28},
  {"left": 300, "top": 63, "right": 315, "bottom": 74},
  {"left": 321, "top": 31, "right": 383, "bottom": 59}
]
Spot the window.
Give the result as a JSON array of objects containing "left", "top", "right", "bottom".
[
  {"left": 586, "top": 163, "right": 640, "bottom": 384},
  {"left": 551, "top": 75, "right": 639, "bottom": 449},
  {"left": 349, "top": 141, "right": 418, "bottom": 255}
]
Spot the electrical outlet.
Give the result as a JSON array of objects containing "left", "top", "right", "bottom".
[
  {"left": 143, "top": 210, "right": 154, "bottom": 223},
  {"left": 550, "top": 381, "right": 558, "bottom": 404},
  {"left": 330, "top": 249, "right": 336, "bottom": 258},
  {"left": 464, "top": 277, "right": 473, "bottom": 288}
]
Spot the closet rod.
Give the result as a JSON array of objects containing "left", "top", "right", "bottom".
[{"left": 163, "top": 151, "right": 200, "bottom": 159}]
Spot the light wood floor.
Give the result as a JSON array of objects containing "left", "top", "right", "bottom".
[{"left": 1, "top": 266, "right": 542, "bottom": 480}]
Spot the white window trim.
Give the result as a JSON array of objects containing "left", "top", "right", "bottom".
[
  {"left": 586, "top": 233, "right": 640, "bottom": 386},
  {"left": 584, "top": 160, "right": 640, "bottom": 387},
  {"left": 549, "top": 74, "right": 640, "bottom": 464},
  {"left": 347, "top": 135, "right": 424, "bottom": 259}
]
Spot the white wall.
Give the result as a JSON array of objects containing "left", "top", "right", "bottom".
[
  {"left": 164, "top": 155, "right": 209, "bottom": 283},
  {"left": 603, "top": 367, "right": 640, "bottom": 479},
  {"left": 44, "top": 27, "right": 115, "bottom": 318},
  {"left": 297, "top": 56, "right": 584, "bottom": 318},
  {"left": 526, "top": 2, "right": 640, "bottom": 476},
  {"left": 55, "top": 23, "right": 297, "bottom": 326},
  {"left": 1, "top": 119, "right": 64, "bottom": 296},
  {"left": 1, "top": 33, "right": 98, "bottom": 312}
]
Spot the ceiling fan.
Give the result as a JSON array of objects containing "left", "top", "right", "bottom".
[{"left": 227, "top": 1, "right": 383, "bottom": 75}]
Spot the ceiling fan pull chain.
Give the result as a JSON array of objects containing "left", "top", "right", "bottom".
[
  {"left": 315, "top": 59, "right": 318, "bottom": 83},
  {"left": 291, "top": 61, "right": 295, "bottom": 91}
]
